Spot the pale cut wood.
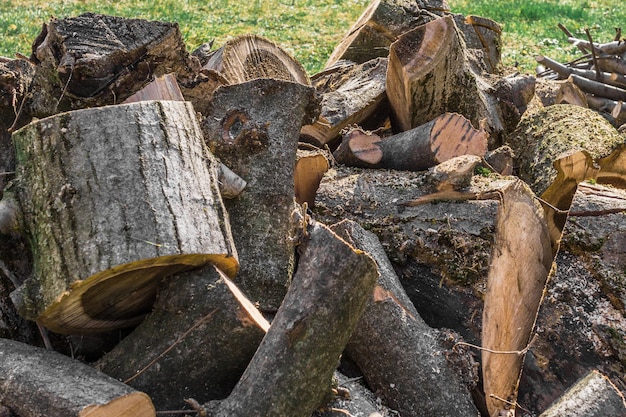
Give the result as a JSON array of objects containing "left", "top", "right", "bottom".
[
  {"left": 0, "top": 338, "right": 155, "bottom": 417},
  {"left": 96, "top": 265, "right": 268, "bottom": 409},
  {"left": 210, "top": 219, "right": 379, "bottom": 417},
  {"left": 295, "top": 149, "right": 330, "bottom": 206},
  {"left": 540, "top": 371, "right": 626, "bottom": 417},
  {"left": 9, "top": 100, "right": 238, "bottom": 334},
  {"left": 123, "top": 73, "right": 183, "bottom": 103},
  {"left": 482, "top": 178, "right": 554, "bottom": 417},
  {"left": 301, "top": 57, "right": 388, "bottom": 146},
  {"left": 331, "top": 220, "right": 479, "bottom": 417},
  {"left": 334, "top": 112, "right": 487, "bottom": 171},
  {"left": 556, "top": 79, "right": 588, "bottom": 107},
  {"left": 204, "top": 34, "right": 310, "bottom": 85}
]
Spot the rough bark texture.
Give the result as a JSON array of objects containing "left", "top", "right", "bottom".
[
  {"left": 334, "top": 112, "right": 488, "bottom": 171},
  {"left": 9, "top": 100, "right": 237, "bottom": 333},
  {"left": 201, "top": 78, "right": 318, "bottom": 311},
  {"left": 453, "top": 14, "right": 502, "bottom": 73},
  {"left": 301, "top": 57, "right": 389, "bottom": 146},
  {"left": 539, "top": 371, "right": 626, "bottom": 417},
  {"left": 96, "top": 265, "right": 268, "bottom": 410},
  {"left": 481, "top": 179, "right": 554, "bottom": 417},
  {"left": 27, "top": 13, "right": 199, "bottom": 118},
  {"left": 203, "top": 34, "right": 309, "bottom": 85},
  {"left": 0, "top": 338, "right": 155, "bottom": 417},
  {"left": 211, "top": 219, "right": 379, "bottom": 417},
  {"left": 331, "top": 220, "right": 479, "bottom": 417}
]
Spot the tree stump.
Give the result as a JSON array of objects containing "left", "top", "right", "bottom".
[
  {"left": 201, "top": 78, "right": 317, "bottom": 311},
  {"left": 0, "top": 338, "right": 155, "bottom": 417},
  {"left": 8, "top": 100, "right": 238, "bottom": 333}
]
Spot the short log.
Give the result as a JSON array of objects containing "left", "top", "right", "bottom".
[
  {"left": 0, "top": 338, "right": 155, "bottom": 417},
  {"left": 295, "top": 148, "right": 330, "bottom": 207},
  {"left": 8, "top": 100, "right": 238, "bottom": 333}
]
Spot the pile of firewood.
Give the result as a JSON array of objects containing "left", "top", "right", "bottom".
[{"left": 1, "top": 1, "right": 626, "bottom": 417}]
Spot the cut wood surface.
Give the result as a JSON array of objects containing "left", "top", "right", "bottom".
[
  {"left": 331, "top": 220, "right": 479, "bottom": 417},
  {"left": 333, "top": 112, "right": 488, "bottom": 171},
  {"left": 0, "top": 338, "right": 155, "bottom": 417},
  {"left": 210, "top": 219, "right": 379, "bottom": 417},
  {"left": 540, "top": 371, "right": 626, "bottom": 417},
  {"left": 294, "top": 148, "right": 330, "bottom": 207},
  {"left": 201, "top": 78, "right": 317, "bottom": 311},
  {"left": 203, "top": 34, "right": 310, "bottom": 85},
  {"left": 481, "top": 178, "right": 554, "bottom": 417},
  {"left": 8, "top": 100, "right": 238, "bottom": 334},
  {"left": 122, "top": 73, "right": 183, "bottom": 103},
  {"left": 301, "top": 57, "right": 388, "bottom": 146},
  {"left": 96, "top": 265, "right": 268, "bottom": 410}
]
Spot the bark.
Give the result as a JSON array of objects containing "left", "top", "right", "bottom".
[
  {"left": 301, "top": 57, "right": 389, "bottom": 146},
  {"left": 96, "top": 265, "right": 268, "bottom": 410},
  {"left": 203, "top": 34, "right": 309, "bottom": 85},
  {"left": 201, "top": 78, "right": 317, "bottom": 311},
  {"left": 295, "top": 148, "right": 330, "bottom": 207},
  {"left": 26, "top": 13, "right": 199, "bottom": 118},
  {"left": 8, "top": 100, "right": 237, "bottom": 334},
  {"left": 331, "top": 220, "right": 479, "bottom": 417},
  {"left": 537, "top": 54, "right": 626, "bottom": 89},
  {"left": 569, "top": 74, "right": 626, "bottom": 102},
  {"left": 209, "top": 219, "right": 379, "bottom": 417},
  {"left": 333, "top": 112, "right": 488, "bottom": 171},
  {"left": 314, "top": 372, "right": 394, "bottom": 417},
  {"left": 0, "top": 338, "right": 155, "bottom": 417},
  {"left": 453, "top": 14, "right": 503, "bottom": 73},
  {"left": 539, "top": 371, "right": 626, "bottom": 417},
  {"left": 481, "top": 179, "right": 555, "bottom": 417}
]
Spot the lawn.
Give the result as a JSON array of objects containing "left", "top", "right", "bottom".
[{"left": 0, "top": 0, "right": 623, "bottom": 74}]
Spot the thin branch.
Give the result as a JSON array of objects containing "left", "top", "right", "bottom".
[
  {"left": 569, "top": 207, "right": 626, "bottom": 217},
  {"left": 453, "top": 341, "right": 529, "bottom": 356},
  {"left": 0, "top": 172, "right": 15, "bottom": 176},
  {"left": 124, "top": 308, "right": 219, "bottom": 384},
  {"left": 585, "top": 28, "right": 602, "bottom": 80}
]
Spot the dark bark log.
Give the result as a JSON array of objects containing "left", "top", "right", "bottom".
[
  {"left": 331, "top": 220, "right": 479, "bottom": 417},
  {"left": 539, "top": 371, "right": 626, "bottom": 417},
  {"left": 201, "top": 78, "right": 317, "bottom": 311},
  {"left": 301, "top": 57, "right": 388, "bottom": 146},
  {"left": 597, "top": 56, "right": 626, "bottom": 76},
  {"left": 209, "top": 219, "right": 379, "bottom": 417},
  {"left": 26, "top": 13, "right": 199, "bottom": 118},
  {"left": 569, "top": 74, "right": 626, "bottom": 101},
  {"left": 333, "top": 112, "right": 487, "bottom": 171},
  {"left": 0, "top": 338, "right": 155, "bottom": 417},
  {"left": 537, "top": 54, "right": 626, "bottom": 89},
  {"left": 203, "top": 34, "right": 309, "bottom": 85},
  {"left": 8, "top": 100, "right": 237, "bottom": 333},
  {"left": 96, "top": 265, "right": 268, "bottom": 409}
]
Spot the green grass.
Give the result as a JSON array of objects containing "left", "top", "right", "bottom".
[{"left": 0, "top": 0, "right": 623, "bottom": 74}]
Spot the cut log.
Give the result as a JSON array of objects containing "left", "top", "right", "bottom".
[
  {"left": 295, "top": 148, "right": 330, "bottom": 207},
  {"left": 209, "top": 219, "right": 379, "bottom": 417},
  {"left": 301, "top": 57, "right": 388, "bottom": 146},
  {"left": 325, "top": 0, "right": 432, "bottom": 68},
  {"left": 331, "top": 220, "right": 479, "bottom": 417},
  {"left": 537, "top": 54, "right": 626, "bottom": 89},
  {"left": 568, "top": 74, "right": 626, "bottom": 102},
  {"left": 481, "top": 178, "right": 555, "bottom": 417},
  {"left": 333, "top": 112, "right": 488, "bottom": 171},
  {"left": 203, "top": 34, "right": 309, "bottom": 85},
  {"left": 26, "top": 13, "right": 199, "bottom": 118},
  {"left": 0, "top": 338, "right": 155, "bottom": 417},
  {"left": 539, "top": 371, "right": 626, "bottom": 417},
  {"left": 386, "top": 15, "right": 505, "bottom": 140},
  {"left": 507, "top": 104, "right": 626, "bottom": 242},
  {"left": 597, "top": 56, "right": 626, "bottom": 76},
  {"left": 8, "top": 100, "right": 238, "bottom": 334},
  {"left": 453, "top": 14, "right": 503, "bottom": 73},
  {"left": 96, "top": 265, "right": 268, "bottom": 409},
  {"left": 201, "top": 78, "right": 317, "bottom": 311}
]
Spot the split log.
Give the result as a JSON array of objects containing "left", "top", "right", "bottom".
[
  {"left": 386, "top": 15, "right": 505, "bottom": 141},
  {"left": 26, "top": 13, "right": 199, "bottom": 118},
  {"left": 201, "top": 78, "right": 317, "bottom": 311},
  {"left": 208, "top": 219, "right": 379, "bottom": 417},
  {"left": 203, "top": 34, "right": 309, "bottom": 85},
  {"left": 333, "top": 112, "right": 488, "bottom": 170},
  {"left": 507, "top": 104, "right": 626, "bottom": 242},
  {"left": 0, "top": 338, "right": 155, "bottom": 417},
  {"left": 7, "top": 100, "right": 238, "bottom": 333},
  {"left": 331, "top": 220, "right": 479, "bottom": 416},
  {"left": 325, "top": 0, "right": 432, "bottom": 68},
  {"left": 96, "top": 265, "right": 268, "bottom": 410},
  {"left": 295, "top": 148, "right": 330, "bottom": 207},
  {"left": 453, "top": 14, "right": 503, "bottom": 73},
  {"left": 301, "top": 57, "right": 388, "bottom": 146},
  {"left": 539, "top": 371, "right": 626, "bottom": 417},
  {"left": 481, "top": 178, "right": 555, "bottom": 417}
]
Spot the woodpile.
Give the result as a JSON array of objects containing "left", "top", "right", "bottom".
[{"left": 1, "top": 3, "right": 625, "bottom": 417}]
